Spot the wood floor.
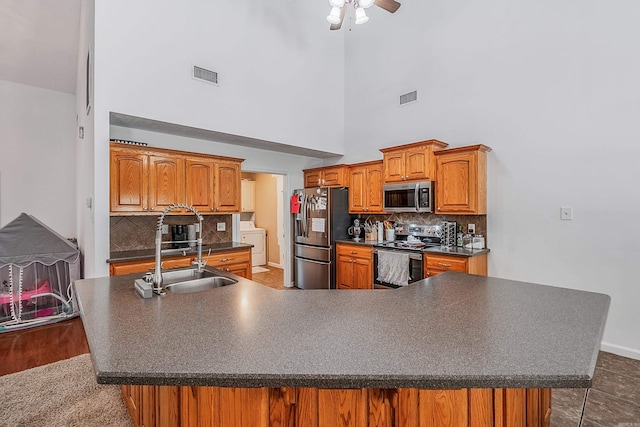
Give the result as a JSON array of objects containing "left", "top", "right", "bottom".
[{"left": 0, "top": 316, "right": 89, "bottom": 376}]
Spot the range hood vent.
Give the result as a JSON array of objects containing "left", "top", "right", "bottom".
[
  {"left": 193, "top": 65, "right": 218, "bottom": 85},
  {"left": 399, "top": 90, "right": 418, "bottom": 106}
]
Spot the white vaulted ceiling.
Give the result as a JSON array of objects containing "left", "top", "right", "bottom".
[{"left": 0, "top": 0, "right": 81, "bottom": 94}]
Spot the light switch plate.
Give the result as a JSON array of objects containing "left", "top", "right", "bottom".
[{"left": 217, "top": 222, "right": 226, "bottom": 231}]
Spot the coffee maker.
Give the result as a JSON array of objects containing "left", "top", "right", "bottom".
[{"left": 171, "top": 225, "right": 189, "bottom": 248}]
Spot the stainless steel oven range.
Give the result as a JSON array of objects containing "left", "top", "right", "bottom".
[{"left": 373, "top": 224, "right": 441, "bottom": 289}]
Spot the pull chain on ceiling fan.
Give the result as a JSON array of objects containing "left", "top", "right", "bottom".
[{"left": 327, "top": 0, "right": 401, "bottom": 30}]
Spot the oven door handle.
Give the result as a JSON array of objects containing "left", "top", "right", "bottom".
[{"left": 373, "top": 248, "right": 423, "bottom": 261}]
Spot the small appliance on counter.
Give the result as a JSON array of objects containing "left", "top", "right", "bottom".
[
  {"left": 171, "top": 225, "right": 189, "bottom": 249},
  {"left": 347, "top": 219, "right": 365, "bottom": 241}
]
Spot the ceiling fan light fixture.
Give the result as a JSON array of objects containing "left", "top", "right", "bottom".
[
  {"left": 354, "top": 7, "right": 369, "bottom": 25},
  {"left": 358, "top": 0, "right": 375, "bottom": 8},
  {"left": 329, "top": 0, "right": 345, "bottom": 7},
  {"left": 327, "top": 6, "right": 342, "bottom": 24}
]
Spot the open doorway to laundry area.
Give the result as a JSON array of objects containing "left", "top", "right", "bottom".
[{"left": 238, "top": 172, "right": 287, "bottom": 289}]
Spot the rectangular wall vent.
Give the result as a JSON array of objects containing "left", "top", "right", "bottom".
[
  {"left": 399, "top": 90, "right": 418, "bottom": 106},
  {"left": 193, "top": 65, "right": 218, "bottom": 85}
]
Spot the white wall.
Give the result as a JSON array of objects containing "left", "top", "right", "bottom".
[
  {"left": 344, "top": 0, "right": 640, "bottom": 358},
  {"left": 88, "top": 0, "right": 346, "bottom": 278},
  {"left": 75, "top": 0, "right": 95, "bottom": 277},
  {"left": 0, "top": 79, "right": 76, "bottom": 236}
]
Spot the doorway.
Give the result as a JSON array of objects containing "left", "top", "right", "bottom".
[{"left": 238, "top": 172, "right": 286, "bottom": 289}]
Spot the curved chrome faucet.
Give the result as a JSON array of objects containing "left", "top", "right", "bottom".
[{"left": 153, "top": 204, "right": 204, "bottom": 295}]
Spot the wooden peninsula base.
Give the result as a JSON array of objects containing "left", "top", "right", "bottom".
[{"left": 122, "top": 384, "right": 551, "bottom": 427}]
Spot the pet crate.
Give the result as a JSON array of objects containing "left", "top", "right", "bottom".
[{"left": 0, "top": 213, "right": 80, "bottom": 332}]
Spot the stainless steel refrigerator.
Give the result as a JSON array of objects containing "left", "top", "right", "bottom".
[{"left": 293, "top": 187, "right": 353, "bottom": 289}]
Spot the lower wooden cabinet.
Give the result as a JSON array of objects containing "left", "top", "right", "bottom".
[
  {"left": 109, "top": 248, "right": 252, "bottom": 279},
  {"left": 424, "top": 253, "right": 488, "bottom": 278},
  {"left": 109, "top": 257, "right": 192, "bottom": 276},
  {"left": 336, "top": 243, "right": 373, "bottom": 290},
  {"left": 202, "top": 249, "right": 252, "bottom": 280},
  {"left": 122, "top": 384, "right": 551, "bottom": 427}
]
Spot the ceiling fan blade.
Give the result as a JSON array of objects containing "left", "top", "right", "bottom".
[
  {"left": 330, "top": 4, "right": 348, "bottom": 30},
  {"left": 374, "top": 0, "right": 401, "bottom": 13}
]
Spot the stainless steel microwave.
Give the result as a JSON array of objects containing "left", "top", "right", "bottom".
[{"left": 383, "top": 181, "right": 433, "bottom": 213}]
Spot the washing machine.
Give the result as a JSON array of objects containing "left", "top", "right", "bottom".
[{"left": 240, "top": 221, "right": 266, "bottom": 266}]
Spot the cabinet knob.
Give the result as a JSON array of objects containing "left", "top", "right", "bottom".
[
  {"left": 143, "top": 207, "right": 148, "bottom": 211},
  {"left": 350, "top": 251, "right": 357, "bottom": 254},
  {"left": 150, "top": 207, "right": 154, "bottom": 211}
]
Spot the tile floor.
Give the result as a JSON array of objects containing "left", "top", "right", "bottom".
[{"left": 552, "top": 351, "right": 640, "bottom": 426}]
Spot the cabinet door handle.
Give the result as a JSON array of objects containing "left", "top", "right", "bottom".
[
  {"left": 219, "top": 258, "right": 230, "bottom": 262},
  {"left": 350, "top": 251, "right": 357, "bottom": 254},
  {"left": 438, "top": 263, "right": 452, "bottom": 267}
]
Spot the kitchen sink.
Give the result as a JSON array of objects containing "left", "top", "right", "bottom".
[
  {"left": 161, "top": 267, "right": 215, "bottom": 283},
  {"left": 165, "top": 276, "right": 237, "bottom": 293}
]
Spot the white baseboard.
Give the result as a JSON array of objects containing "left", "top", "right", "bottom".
[
  {"left": 268, "top": 261, "right": 283, "bottom": 269},
  {"left": 601, "top": 341, "right": 640, "bottom": 361}
]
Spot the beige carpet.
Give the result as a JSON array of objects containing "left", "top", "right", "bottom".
[{"left": 0, "top": 354, "right": 133, "bottom": 427}]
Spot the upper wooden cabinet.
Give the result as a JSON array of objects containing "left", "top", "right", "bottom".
[
  {"left": 213, "top": 161, "right": 241, "bottom": 213},
  {"left": 303, "top": 165, "right": 348, "bottom": 188},
  {"left": 149, "top": 155, "right": 185, "bottom": 213},
  {"left": 380, "top": 140, "right": 448, "bottom": 183},
  {"left": 434, "top": 144, "right": 491, "bottom": 215},
  {"left": 348, "top": 161, "right": 385, "bottom": 214},
  {"left": 184, "top": 156, "right": 216, "bottom": 213},
  {"left": 110, "top": 142, "right": 243, "bottom": 214},
  {"left": 110, "top": 148, "right": 149, "bottom": 212}
]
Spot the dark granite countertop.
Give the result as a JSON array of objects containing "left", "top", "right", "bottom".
[
  {"left": 107, "top": 242, "right": 252, "bottom": 263},
  {"left": 74, "top": 271, "right": 609, "bottom": 389},
  {"left": 335, "top": 239, "right": 490, "bottom": 258}
]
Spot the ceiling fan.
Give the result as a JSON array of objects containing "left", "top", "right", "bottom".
[{"left": 327, "top": 0, "right": 401, "bottom": 30}]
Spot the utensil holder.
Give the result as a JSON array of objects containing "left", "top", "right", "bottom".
[{"left": 385, "top": 229, "right": 395, "bottom": 242}]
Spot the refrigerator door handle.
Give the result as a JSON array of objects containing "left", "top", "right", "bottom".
[{"left": 294, "top": 256, "right": 331, "bottom": 265}]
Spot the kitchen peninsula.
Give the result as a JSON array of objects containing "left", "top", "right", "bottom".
[{"left": 74, "top": 271, "right": 609, "bottom": 427}]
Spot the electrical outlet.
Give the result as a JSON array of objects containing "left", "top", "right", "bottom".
[
  {"left": 217, "top": 222, "right": 226, "bottom": 232},
  {"left": 468, "top": 224, "right": 475, "bottom": 234},
  {"left": 162, "top": 224, "right": 169, "bottom": 234},
  {"left": 561, "top": 207, "right": 573, "bottom": 220}
]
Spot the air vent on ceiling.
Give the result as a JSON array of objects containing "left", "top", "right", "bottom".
[
  {"left": 193, "top": 65, "right": 218, "bottom": 85},
  {"left": 399, "top": 90, "right": 418, "bottom": 106}
]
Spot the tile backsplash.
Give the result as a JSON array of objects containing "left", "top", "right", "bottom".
[
  {"left": 110, "top": 215, "right": 233, "bottom": 252},
  {"left": 362, "top": 213, "right": 488, "bottom": 244}
]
